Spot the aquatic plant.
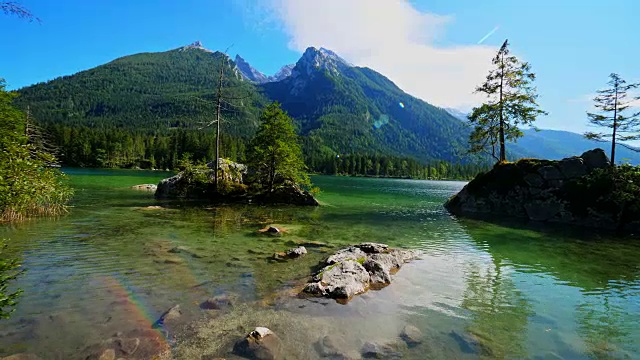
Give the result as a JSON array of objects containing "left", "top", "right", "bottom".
[{"left": 0, "top": 239, "right": 22, "bottom": 320}]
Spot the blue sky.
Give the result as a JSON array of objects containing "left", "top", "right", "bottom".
[{"left": 1, "top": 0, "right": 638, "bottom": 134}]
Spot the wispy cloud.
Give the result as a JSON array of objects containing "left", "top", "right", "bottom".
[
  {"left": 237, "top": 0, "right": 499, "bottom": 110},
  {"left": 477, "top": 26, "right": 500, "bottom": 45}
]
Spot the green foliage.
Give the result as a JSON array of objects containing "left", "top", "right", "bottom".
[
  {"left": 584, "top": 73, "right": 640, "bottom": 164},
  {"left": 0, "top": 239, "right": 22, "bottom": 320},
  {"left": 0, "top": 80, "right": 72, "bottom": 222},
  {"left": 468, "top": 40, "right": 547, "bottom": 162},
  {"left": 562, "top": 164, "right": 640, "bottom": 221},
  {"left": 13, "top": 46, "right": 490, "bottom": 173},
  {"left": 247, "top": 103, "right": 310, "bottom": 192}
]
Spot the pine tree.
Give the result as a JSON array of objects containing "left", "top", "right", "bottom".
[
  {"left": 247, "top": 102, "right": 310, "bottom": 193},
  {"left": 584, "top": 73, "right": 640, "bottom": 165},
  {"left": 468, "top": 40, "right": 547, "bottom": 162}
]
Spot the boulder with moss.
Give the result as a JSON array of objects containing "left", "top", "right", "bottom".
[
  {"left": 445, "top": 148, "right": 640, "bottom": 232},
  {"left": 303, "top": 243, "right": 419, "bottom": 302}
]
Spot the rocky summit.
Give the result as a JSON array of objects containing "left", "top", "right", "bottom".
[
  {"left": 303, "top": 243, "right": 419, "bottom": 302},
  {"left": 445, "top": 148, "right": 640, "bottom": 232}
]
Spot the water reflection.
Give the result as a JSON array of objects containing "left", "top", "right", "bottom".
[{"left": 458, "top": 218, "right": 640, "bottom": 358}]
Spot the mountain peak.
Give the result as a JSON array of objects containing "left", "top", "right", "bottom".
[
  {"left": 180, "top": 41, "right": 213, "bottom": 53},
  {"left": 293, "top": 46, "right": 351, "bottom": 80},
  {"left": 234, "top": 54, "right": 269, "bottom": 83}
]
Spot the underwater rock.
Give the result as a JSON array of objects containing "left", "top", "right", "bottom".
[
  {"left": 200, "top": 295, "right": 233, "bottom": 310},
  {"left": 361, "top": 341, "right": 403, "bottom": 359},
  {"left": 400, "top": 325, "right": 423, "bottom": 347},
  {"left": 449, "top": 330, "right": 493, "bottom": 356},
  {"left": 303, "top": 243, "right": 418, "bottom": 302},
  {"left": 154, "top": 304, "right": 181, "bottom": 327},
  {"left": 0, "top": 354, "right": 43, "bottom": 360},
  {"left": 315, "top": 335, "right": 359, "bottom": 360},
  {"left": 233, "top": 327, "right": 282, "bottom": 360},
  {"left": 130, "top": 184, "right": 157, "bottom": 191}
]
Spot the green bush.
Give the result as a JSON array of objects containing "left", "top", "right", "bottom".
[{"left": 0, "top": 80, "right": 72, "bottom": 222}]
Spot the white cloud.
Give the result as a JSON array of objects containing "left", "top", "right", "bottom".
[{"left": 245, "top": 0, "right": 499, "bottom": 110}]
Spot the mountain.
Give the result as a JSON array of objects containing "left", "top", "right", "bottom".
[
  {"left": 261, "top": 46, "right": 471, "bottom": 162},
  {"left": 235, "top": 55, "right": 294, "bottom": 84},
  {"left": 235, "top": 55, "right": 269, "bottom": 84},
  {"left": 518, "top": 129, "right": 640, "bottom": 165},
  {"left": 16, "top": 43, "right": 266, "bottom": 136},
  {"left": 14, "top": 42, "right": 485, "bottom": 167}
]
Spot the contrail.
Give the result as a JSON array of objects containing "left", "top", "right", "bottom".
[{"left": 477, "top": 26, "right": 500, "bottom": 44}]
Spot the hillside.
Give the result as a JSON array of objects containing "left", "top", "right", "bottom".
[
  {"left": 13, "top": 42, "right": 485, "bottom": 175},
  {"left": 261, "top": 47, "right": 470, "bottom": 162},
  {"left": 16, "top": 42, "right": 266, "bottom": 137}
]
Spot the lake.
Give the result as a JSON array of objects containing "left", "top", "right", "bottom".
[{"left": 1, "top": 169, "right": 639, "bottom": 359}]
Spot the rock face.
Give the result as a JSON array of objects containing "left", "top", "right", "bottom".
[
  {"left": 233, "top": 327, "right": 282, "bottom": 360},
  {"left": 303, "top": 243, "right": 418, "bottom": 302},
  {"left": 444, "top": 149, "right": 639, "bottom": 231},
  {"left": 154, "top": 159, "right": 319, "bottom": 206}
]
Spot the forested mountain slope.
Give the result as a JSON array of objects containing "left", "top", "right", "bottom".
[{"left": 14, "top": 43, "right": 487, "bottom": 176}]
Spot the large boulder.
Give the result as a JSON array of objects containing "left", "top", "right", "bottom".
[
  {"left": 303, "top": 243, "right": 418, "bottom": 302},
  {"left": 581, "top": 148, "right": 610, "bottom": 170},
  {"left": 233, "top": 327, "right": 282, "bottom": 360},
  {"left": 155, "top": 158, "right": 246, "bottom": 199},
  {"left": 444, "top": 148, "right": 640, "bottom": 232},
  {"left": 258, "top": 183, "right": 319, "bottom": 206}
]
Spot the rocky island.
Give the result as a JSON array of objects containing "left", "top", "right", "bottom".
[
  {"left": 445, "top": 149, "right": 640, "bottom": 233},
  {"left": 154, "top": 158, "right": 319, "bottom": 206}
]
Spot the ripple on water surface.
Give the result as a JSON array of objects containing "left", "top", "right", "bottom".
[{"left": 1, "top": 172, "right": 639, "bottom": 359}]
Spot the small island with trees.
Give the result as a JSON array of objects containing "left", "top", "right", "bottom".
[
  {"left": 153, "top": 102, "right": 320, "bottom": 206},
  {"left": 446, "top": 40, "right": 640, "bottom": 233}
]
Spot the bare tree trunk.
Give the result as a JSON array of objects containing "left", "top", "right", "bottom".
[
  {"left": 611, "top": 87, "right": 618, "bottom": 166},
  {"left": 214, "top": 58, "right": 224, "bottom": 192}
]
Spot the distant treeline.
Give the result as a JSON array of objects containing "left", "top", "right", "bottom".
[{"left": 44, "top": 125, "right": 485, "bottom": 180}]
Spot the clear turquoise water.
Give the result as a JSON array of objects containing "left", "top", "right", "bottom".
[{"left": 0, "top": 169, "right": 639, "bottom": 359}]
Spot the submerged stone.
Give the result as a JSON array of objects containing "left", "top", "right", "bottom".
[{"left": 233, "top": 327, "right": 282, "bottom": 360}]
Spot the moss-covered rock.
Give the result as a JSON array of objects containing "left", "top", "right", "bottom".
[
  {"left": 154, "top": 158, "right": 319, "bottom": 206},
  {"left": 445, "top": 149, "right": 640, "bottom": 233}
]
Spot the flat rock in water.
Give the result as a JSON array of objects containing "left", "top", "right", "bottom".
[
  {"left": 304, "top": 243, "right": 418, "bottom": 302},
  {"left": 315, "top": 335, "right": 359, "bottom": 360},
  {"left": 400, "top": 325, "right": 423, "bottom": 347},
  {"left": 233, "top": 327, "right": 282, "bottom": 360},
  {"left": 131, "top": 184, "right": 157, "bottom": 191}
]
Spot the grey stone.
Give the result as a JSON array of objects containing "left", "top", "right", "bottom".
[
  {"left": 305, "top": 260, "right": 370, "bottom": 299},
  {"left": 400, "top": 325, "right": 423, "bottom": 347},
  {"left": 233, "top": 327, "right": 282, "bottom": 360},
  {"left": 537, "top": 166, "right": 563, "bottom": 181},
  {"left": 558, "top": 157, "right": 587, "bottom": 178},
  {"left": 315, "top": 335, "right": 359, "bottom": 360},
  {"left": 361, "top": 342, "right": 402, "bottom": 359},
  {"left": 355, "top": 243, "right": 389, "bottom": 254},
  {"left": 580, "top": 148, "right": 610, "bottom": 170},
  {"left": 449, "top": 331, "right": 492, "bottom": 356},
  {"left": 131, "top": 184, "right": 157, "bottom": 191},
  {"left": 325, "top": 247, "right": 368, "bottom": 266},
  {"left": 285, "top": 246, "right": 307, "bottom": 258},
  {"left": 267, "top": 226, "right": 280, "bottom": 234}
]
